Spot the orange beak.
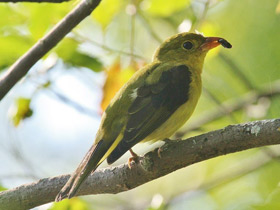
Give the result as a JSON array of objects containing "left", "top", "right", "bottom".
[{"left": 200, "top": 37, "right": 232, "bottom": 51}]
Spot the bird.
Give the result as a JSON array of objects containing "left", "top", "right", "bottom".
[{"left": 55, "top": 32, "right": 232, "bottom": 201}]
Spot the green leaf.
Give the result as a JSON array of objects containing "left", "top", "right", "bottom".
[
  {"left": 254, "top": 203, "right": 280, "bottom": 210},
  {"left": 49, "top": 198, "right": 89, "bottom": 210},
  {"left": 10, "top": 97, "right": 33, "bottom": 127},
  {"left": 0, "top": 185, "right": 7, "bottom": 192},
  {"left": 142, "top": 0, "right": 190, "bottom": 17},
  {"left": 0, "top": 5, "right": 27, "bottom": 26},
  {"left": 92, "top": 0, "right": 123, "bottom": 28},
  {"left": 70, "top": 51, "right": 103, "bottom": 72},
  {"left": 253, "top": 190, "right": 280, "bottom": 210},
  {"left": 56, "top": 38, "right": 103, "bottom": 72},
  {"left": 0, "top": 35, "right": 33, "bottom": 70},
  {"left": 27, "top": 4, "right": 71, "bottom": 40}
]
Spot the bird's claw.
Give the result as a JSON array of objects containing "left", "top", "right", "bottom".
[
  {"left": 128, "top": 149, "right": 139, "bottom": 169},
  {"left": 157, "top": 147, "right": 162, "bottom": 159},
  {"left": 128, "top": 156, "right": 139, "bottom": 169}
]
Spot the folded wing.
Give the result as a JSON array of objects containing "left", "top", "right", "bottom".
[{"left": 107, "top": 65, "right": 192, "bottom": 164}]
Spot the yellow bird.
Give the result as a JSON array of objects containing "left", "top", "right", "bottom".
[{"left": 55, "top": 32, "right": 232, "bottom": 201}]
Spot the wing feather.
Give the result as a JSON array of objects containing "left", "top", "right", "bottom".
[{"left": 107, "top": 65, "right": 192, "bottom": 164}]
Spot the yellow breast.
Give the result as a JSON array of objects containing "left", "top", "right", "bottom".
[{"left": 143, "top": 71, "right": 202, "bottom": 141}]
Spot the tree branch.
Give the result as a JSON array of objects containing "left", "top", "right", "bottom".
[
  {"left": 74, "top": 32, "right": 146, "bottom": 60},
  {"left": 0, "top": 0, "right": 69, "bottom": 3},
  {"left": 218, "top": 52, "right": 256, "bottom": 90},
  {"left": 1, "top": 119, "right": 280, "bottom": 209},
  {"left": 0, "top": 0, "right": 102, "bottom": 101},
  {"left": 166, "top": 148, "right": 280, "bottom": 206}
]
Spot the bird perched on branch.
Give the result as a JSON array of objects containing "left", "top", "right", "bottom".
[{"left": 55, "top": 32, "right": 232, "bottom": 201}]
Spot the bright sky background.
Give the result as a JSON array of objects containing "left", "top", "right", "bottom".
[{"left": 0, "top": 64, "right": 104, "bottom": 188}]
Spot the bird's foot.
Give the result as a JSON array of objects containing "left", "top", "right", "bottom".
[
  {"left": 55, "top": 186, "right": 71, "bottom": 202},
  {"left": 128, "top": 149, "right": 139, "bottom": 169},
  {"left": 157, "top": 147, "right": 163, "bottom": 159}
]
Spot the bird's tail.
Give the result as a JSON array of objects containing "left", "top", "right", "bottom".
[{"left": 55, "top": 140, "right": 105, "bottom": 201}]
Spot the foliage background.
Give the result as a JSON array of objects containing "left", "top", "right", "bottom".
[{"left": 0, "top": 0, "right": 280, "bottom": 209}]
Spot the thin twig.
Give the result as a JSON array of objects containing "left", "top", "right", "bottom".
[
  {"left": 219, "top": 52, "right": 256, "bottom": 90},
  {"left": 176, "top": 80, "right": 280, "bottom": 137},
  {"left": 129, "top": 2, "right": 136, "bottom": 62},
  {"left": 137, "top": 11, "right": 163, "bottom": 44},
  {"left": 203, "top": 87, "right": 238, "bottom": 123},
  {"left": 202, "top": 149, "right": 280, "bottom": 191},
  {"left": 190, "top": 0, "right": 210, "bottom": 32},
  {"left": 5, "top": 124, "right": 43, "bottom": 179},
  {"left": 74, "top": 32, "right": 146, "bottom": 60},
  {"left": 25, "top": 58, "right": 100, "bottom": 118},
  {"left": 167, "top": 148, "right": 280, "bottom": 207},
  {"left": 47, "top": 87, "right": 100, "bottom": 118},
  {"left": 0, "top": 0, "right": 102, "bottom": 101}
]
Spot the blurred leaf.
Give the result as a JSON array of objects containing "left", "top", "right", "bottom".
[
  {"left": 42, "top": 81, "right": 51, "bottom": 89},
  {"left": 146, "top": 206, "right": 166, "bottom": 210},
  {"left": 10, "top": 97, "right": 33, "bottom": 127},
  {"left": 49, "top": 198, "right": 89, "bottom": 210},
  {"left": 253, "top": 187, "right": 280, "bottom": 210},
  {"left": 142, "top": 0, "right": 190, "bottom": 17},
  {"left": 28, "top": 4, "right": 70, "bottom": 40},
  {"left": 276, "top": 0, "right": 280, "bottom": 14},
  {"left": 70, "top": 51, "right": 103, "bottom": 71},
  {"left": 253, "top": 203, "right": 280, "bottom": 210},
  {"left": 92, "top": 0, "right": 123, "bottom": 28},
  {"left": 199, "top": 21, "right": 221, "bottom": 58},
  {"left": 56, "top": 38, "right": 103, "bottom": 72},
  {"left": 0, "top": 4, "right": 70, "bottom": 70},
  {"left": 0, "top": 35, "right": 33, "bottom": 70},
  {"left": 256, "top": 161, "right": 280, "bottom": 200},
  {"left": 101, "top": 59, "right": 137, "bottom": 112},
  {"left": 265, "top": 187, "right": 280, "bottom": 204},
  {"left": 0, "top": 5, "right": 28, "bottom": 27},
  {"left": 0, "top": 184, "right": 7, "bottom": 192}
]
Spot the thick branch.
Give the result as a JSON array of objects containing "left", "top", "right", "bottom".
[
  {"left": 0, "top": 0, "right": 102, "bottom": 101},
  {"left": 1, "top": 119, "right": 280, "bottom": 209}
]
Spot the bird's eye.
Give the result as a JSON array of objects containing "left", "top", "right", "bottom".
[{"left": 183, "top": 41, "right": 193, "bottom": 50}]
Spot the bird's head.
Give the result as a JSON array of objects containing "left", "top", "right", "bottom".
[{"left": 153, "top": 32, "right": 231, "bottom": 69}]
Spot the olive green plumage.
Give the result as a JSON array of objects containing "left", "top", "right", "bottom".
[{"left": 55, "top": 32, "right": 231, "bottom": 201}]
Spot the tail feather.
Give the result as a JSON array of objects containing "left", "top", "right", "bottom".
[{"left": 55, "top": 140, "right": 105, "bottom": 201}]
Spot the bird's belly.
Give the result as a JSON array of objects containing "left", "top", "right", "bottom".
[{"left": 143, "top": 79, "right": 201, "bottom": 142}]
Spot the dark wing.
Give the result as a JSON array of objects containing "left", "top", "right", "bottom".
[{"left": 107, "top": 65, "right": 192, "bottom": 164}]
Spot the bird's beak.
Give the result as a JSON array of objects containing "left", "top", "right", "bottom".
[{"left": 200, "top": 37, "right": 232, "bottom": 51}]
